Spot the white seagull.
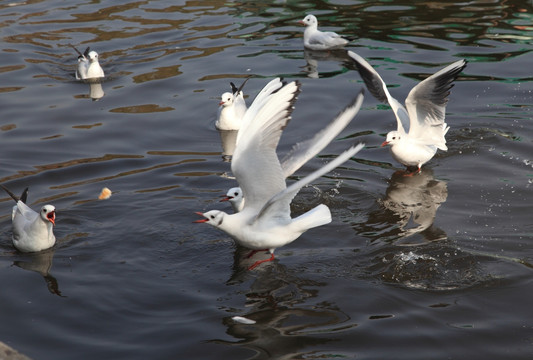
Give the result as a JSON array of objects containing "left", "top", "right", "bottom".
[
  {"left": 1, "top": 185, "right": 56, "bottom": 253},
  {"left": 220, "top": 187, "right": 244, "bottom": 213},
  {"left": 71, "top": 45, "right": 105, "bottom": 80},
  {"left": 220, "top": 90, "right": 365, "bottom": 212},
  {"left": 348, "top": 51, "right": 467, "bottom": 172},
  {"left": 299, "top": 14, "right": 351, "bottom": 51},
  {"left": 195, "top": 78, "right": 365, "bottom": 270},
  {"left": 216, "top": 79, "right": 249, "bottom": 130}
]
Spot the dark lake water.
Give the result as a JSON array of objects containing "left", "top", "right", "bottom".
[{"left": 1, "top": 1, "right": 532, "bottom": 359}]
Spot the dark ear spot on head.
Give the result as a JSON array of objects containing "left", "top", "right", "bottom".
[{"left": 218, "top": 217, "right": 223, "bottom": 226}]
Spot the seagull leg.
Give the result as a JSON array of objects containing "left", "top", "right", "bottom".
[{"left": 248, "top": 253, "right": 275, "bottom": 270}]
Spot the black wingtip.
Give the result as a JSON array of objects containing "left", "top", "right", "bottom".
[
  {"left": 350, "top": 54, "right": 389, "bottom": 104},
  {"left": 20, "top": 187, "right": 29, "bottom": 204},
  {"left": 69, "top": 44, "right": 83, "bottom": 58},
  {"left": 1, "top": 185, "right": 19, "bottom": 203},
  {"left": 231, "top": 77, "right": 251, "bottom": 95}
]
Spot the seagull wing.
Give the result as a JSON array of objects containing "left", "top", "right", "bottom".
[
  {"left": 236, "top": 78, "right": 284, "bottom": 146},
  {"left": 15, "top": 201, "right": 38, "bottom": 222},
  {"left": 232, "top": 79, "right": 301, "bottom": 213},
  {"left": 309, "top": 30, "right": 347, "bottom": 48},
  {"left": 256, "top": 143, "right": 365, "bottom": 223},
  {"left": 280, "top": 90, "right": 364, "bottom": 178},
  {"left": 348, "top": 51, "right": 410, "bottom": 134},
  {"left": 405, "top": 59, "right": 467, "bottom": 144}
]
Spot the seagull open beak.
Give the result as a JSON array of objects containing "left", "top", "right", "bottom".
[
  {"left": 381, "top": 141, "right": 389, "bottom": 147},
  {"left": 219, "top": 195, "right": 233, "bottom": 202},
  {"left": 193, "top": 211, "right": 208, "bottom": 223},
  {"left": 298, "top": 20, "right": 305, "bottom": 25},
  {"left": 219, "top": 100, "right": 225, "bottom": 106},
  {"left": 47, "top": 211, "right": 56, "bottom": 226}
]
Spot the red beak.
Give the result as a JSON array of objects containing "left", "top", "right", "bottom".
[
  {"left": 298, "top": 20, "right": 305, "bottom": 25},
  {"left": 193, "top": 211, "right": 208, "bottom": 223},
  {"left": 47, "top": 211, "right": 56, "bottom": 226},
  {"left": 381, "top": 141, "right": 389, "bottom": 147},
  {"left": 219, "top": 101, "right": 225, "bottom": 106},
  {"left": 219, "top": 195, "right": 233, "bottom": 202}
]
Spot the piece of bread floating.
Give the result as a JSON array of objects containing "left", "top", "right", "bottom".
[{"left": 98, "top": 187, "right": 112, "bottom": 200}]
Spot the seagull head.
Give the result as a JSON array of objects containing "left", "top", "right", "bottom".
[
  {"left": 219, "top": 92, "right": 235, "bottom": 107},
  {"left": 220, "top": 187, "right": 244, "bottom": 212},
  {"left": 193, "top": 210, "right": 225, "bottom": 227},
  {"left": 382, "top": 131, "right": 401, "bottom": 147},
  {"left": 299, "top": 14, "right": 317, "bottom": 27},
  {"left": 40, "top": 205, "right": 56, "bottom": 226},
  {"left": 88, "top": 51, "right": 99, "bottom": 63},
  {"left": 220, "top": 187, "right": 242, "bottom": 203}
]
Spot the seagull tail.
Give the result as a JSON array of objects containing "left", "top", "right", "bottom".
[{"left": 292, "top": 204, "right": 332, "bottom": 232}]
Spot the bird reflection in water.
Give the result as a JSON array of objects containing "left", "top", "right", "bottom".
[
  {"left": 217, "top": 129, "right": 238, "bottom": 162},
  {"left": 380, "top": 169, "right": 448, "bottom": 241},
  {"left": 210, "top": 245, "right": 354, "bottom": 359},
  {"left": 359, "top": 168, "right": 447, "bottom": 244},
  {"left": 301, "top": 48, "right": 352, "bottom": 79},
  {"left": 88, "top": 82, "right": 104, "bottom": 101},
  {"left": 13, "top": 248, "right": 64, "bottom": 297}
]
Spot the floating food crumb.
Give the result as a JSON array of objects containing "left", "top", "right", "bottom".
[{"left": 98, "top": 187, "right": 112, "bottom": 200}]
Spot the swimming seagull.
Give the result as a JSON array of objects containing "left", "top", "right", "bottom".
[
  {"left": 195, "top": 78, "right": 365, "bottom": 270},
  {"left": 220, "top": 90, "right": 365, "bottom": 212},
  {"left": 71, "top": 45, "right": 105, "bottom": 80},
  {"left": 348, "top": 51, "right": 467, "bottom": 172},
  {"left": 1, "top": 185, "right": 56, "bottom": 253},
  {"left": 298, "top": 14, "right": 351, "bottom": 51},
  {"left": 216, "top": 78, "right": 249, "bottom": 130}
]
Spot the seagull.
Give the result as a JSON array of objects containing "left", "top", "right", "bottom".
[
  {"left": 348, "top": 51, "right": 467, "bottom": 172},
  {"left": 216, "top": 79, "right": 249, "bottom": 130},
  {"left": 71, "top": 45, "right": 105, "bottom": 80},
  {"left": 195, "top": 78, "right": 365, "bottom": 270},
  {"left": 1, "top": 185, "right": 56, "bottom": 253},
  {"left": 298, "top": 14, "right": 351, "bottom": 50},
  {"left": 220, "top": 187, "right": 244, "bottom": 213},
  {"left": 220, "top": 90, "right": 365, "bottom": 213}
]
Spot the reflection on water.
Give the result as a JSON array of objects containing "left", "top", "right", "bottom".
[
  {"left": 212, "top": 246, "right": 354, "bottom": 359},
  {"left": 301, "top": 48, "right": 352, "bottom": 79},
  {"left": 357, "top": 169, "right": 447, "bottom": 244},
  {"left": 218, "top": 130, "right": 238, "bottom": 162},
  {"left": 88, "top": 82, "right": 104, "bottom": 101},
  {"left": 13, "top": 249, "right": 63, "bottom": 297},
  {"left": 380, "top": 169, "right": 447, "bottom": 241}
]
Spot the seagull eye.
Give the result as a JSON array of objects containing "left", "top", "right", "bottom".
[
  {"left": 234, "top": 192, "right": 239, "bottom": 196},
  {"left": 42, "top": 209, "right": 47, "bottom": 213},
  {"left": 210, "top": 215, "right": 215, "bottom": 219}
]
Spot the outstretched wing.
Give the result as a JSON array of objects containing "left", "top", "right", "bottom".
[
  {"left": 405, "top": 59, "right": 467, "bottom": 142},
  {"left": 256, "top": 143, "right": 365, "bottom": 223},
  {"left": 348, "top": 51, "right": 410, "bottom": 134},
  {"left": 232, "top": 79, "right": 301, "bottom": 213},
  {"left": 280, "top": 90, "right": 364, "bottom": 177}
]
